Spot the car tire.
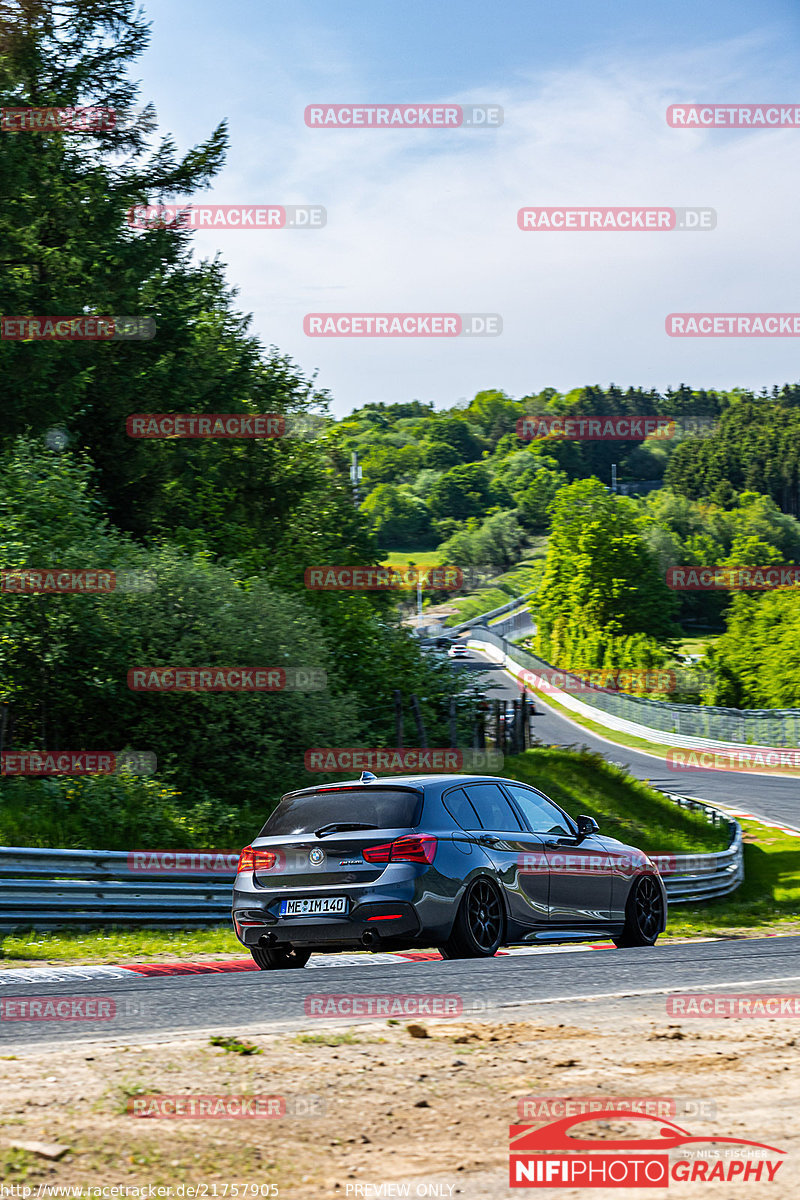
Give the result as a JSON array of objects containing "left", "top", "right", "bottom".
[
  {"left": 440, "top": 877, "right": 504, "bottom": 959},
  {"left": 250, "top": 945, "right": 311, "bottom": 970},
  {"left": 612, "top": 874, "right": 664, "bottom": 948}
]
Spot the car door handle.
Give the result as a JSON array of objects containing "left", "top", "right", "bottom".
[{"left": 477, "top": 834, "right": 500, "bottom": 846}]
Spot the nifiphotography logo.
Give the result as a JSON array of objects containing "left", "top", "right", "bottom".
[{"left": 508, "top": 1113, "right": 785, "bottom": 1187}]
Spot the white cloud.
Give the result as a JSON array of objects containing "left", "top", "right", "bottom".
[{"left": 175, "top": 33, "right": 800, "bottom": 412}]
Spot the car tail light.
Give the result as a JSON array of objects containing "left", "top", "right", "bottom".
[
  {"left": 236, "top": 846, "right": 278, "bottom": 873},
  {"left": 362, "top": 835, "right": 437, "bottom": 865}
]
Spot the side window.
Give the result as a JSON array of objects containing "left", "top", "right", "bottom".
[
  {"left": 464, "top": 783, "right": 522, "bottom": 832},
  {"left": 442, "top": 787, "right": 483, "bottom": 830},
  {"left": 505, "top": 784, "right": 573, "bottom": 836}
]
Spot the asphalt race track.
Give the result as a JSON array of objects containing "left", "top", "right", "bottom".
[
  {"left": 2, "top": 936, "right": 800, "bottom": 1050},
  {"left": 459, "top": 647, "right": 800, "bottom": 830}
]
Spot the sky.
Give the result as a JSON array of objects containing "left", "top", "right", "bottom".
[{"left": 132, "top": 0, "right": 800, "bottom": 415}]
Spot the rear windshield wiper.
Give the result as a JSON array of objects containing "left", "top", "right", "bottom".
[{"left": 314, "top": 822, "right": 379, "bottom": 838}]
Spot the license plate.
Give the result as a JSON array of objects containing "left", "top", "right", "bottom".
[{"left": 279, "top": 896, "right": 347, "bottom": 917}]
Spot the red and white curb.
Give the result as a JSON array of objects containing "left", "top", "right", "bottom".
[
  {"left": 710, "top": 804, "right": 800, "bottom": 836},
  {"left": 0, "top": 943, "right": 620, "bottom": 987},
  {"left": 3, "top": 937, "right": 764, "bottom": 988}
]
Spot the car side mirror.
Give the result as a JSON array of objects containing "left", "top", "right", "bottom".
[{"left": 576, "top": 815, "right": 599, "bottom": 839}]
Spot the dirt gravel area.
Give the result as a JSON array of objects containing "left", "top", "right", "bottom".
[{"left": 1, "top": 1011, "right": 797, "bottom": 1197}]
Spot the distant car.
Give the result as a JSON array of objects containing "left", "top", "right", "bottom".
[
  {"left": 448, "top": 643, "right": 470, "bottom": 659},
  {"left": 231, "top": 772, "right": 667, "bottom": 970}
]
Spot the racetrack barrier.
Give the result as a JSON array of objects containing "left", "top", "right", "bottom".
[{"left": 0, "top": 800, "right": 743, "bottom": 933}]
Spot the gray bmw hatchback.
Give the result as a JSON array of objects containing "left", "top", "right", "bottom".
[{"left": 232, "top": 772, "right": 667, "bottom": 969}]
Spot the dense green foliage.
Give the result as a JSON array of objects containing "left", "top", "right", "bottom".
[
  {"left": 0, "top": 1, "right": 481, "bottom": 843},
  {"left": 666, "top": 392, "right": 800, "bottom": 516},
  {"left": 534, "top": 480, "right": 679, "bottom": 672},
  {"left": 707, "top": 591, "right": 800, "bottom": 708}
]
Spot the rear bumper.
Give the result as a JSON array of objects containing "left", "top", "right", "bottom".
[{"left": 233, "top": 899, "right": 421, "bottom": 950}]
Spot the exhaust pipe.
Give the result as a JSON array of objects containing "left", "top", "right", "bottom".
[
  {"left": 361, "top": 930, "right": 376, "bottom": 948},
  {"left": 262, "top": 931, "right": 278, "bottom": 947}
]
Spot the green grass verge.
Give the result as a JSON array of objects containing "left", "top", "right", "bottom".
[
  {"left": 381, "top": 549, "right": 448, "bottom": 570},
  {"left": 672, "top": 632, "right": 722, "bottom": 658},
  {"left": 0, "top": 928, "right": 242, "bottom": 965},
  {"left": 444, "top": 556, "right": 546, "bottom": 627}
]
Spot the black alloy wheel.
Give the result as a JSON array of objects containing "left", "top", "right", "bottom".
[
  {"left": 613, "top": 874, "right": 664, "bottom": 947},
  {"left": 440, "top": 877, "right": 504, "bottom": 958}
]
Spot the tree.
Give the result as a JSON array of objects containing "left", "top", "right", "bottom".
[
  {"left": 360, "top": 484, "right": 432, "bottom": 548},
  {"left": 438, "top": 510, "right": 527, "bottom": 571},
  {"left": 0, "top": 440, "right": 478, "bottom": 811},
  {"left": 535, "top": 479, "right": 678, "bottom": 667},
  {"left": 428, "top": 463, "right": 498, "bottom": 521},
  {"left": 462, "top": 390, "right": 524, "bottom": 447},
  {"left": 709, "top": 591, "right": 800, "bottom": 707}
]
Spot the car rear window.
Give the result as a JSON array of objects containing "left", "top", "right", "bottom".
[{"left": 259, "top": 788, "right": 423, "bottom": 837}]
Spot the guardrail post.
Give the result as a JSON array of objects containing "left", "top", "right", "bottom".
[
  {"left": 512, "top": 698, "right": 522, "bottom": 754},
  {"left": 394, "top": 690, "right": 404, "bottom": 749},
  {"left": 409, "top": 694, "right": 428, "bottom": 749}
]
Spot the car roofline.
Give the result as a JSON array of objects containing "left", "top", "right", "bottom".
[{"left": 279, "top": 774, "right": 512, "bottom": 800}]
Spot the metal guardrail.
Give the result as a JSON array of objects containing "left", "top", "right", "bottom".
[
  {"left": 471, "top": 622, "right": 800, "bottom": 748},
  {"left": 449, "top": 590, "right": 535, "bottom": 633},
  {"left": 487, "top": 608, "right": 535, "bottom": 638},
  {"left": 0, "top": 802, "right": 743, "bottom": 931},
  {"left": 656, "top": 796, "right": 744, "bottom": 903},
  {"left": 0, "top": 848, "right": 233, "bottom": 931}
]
